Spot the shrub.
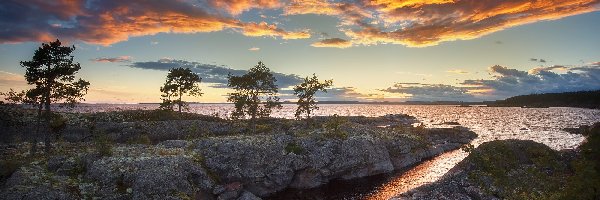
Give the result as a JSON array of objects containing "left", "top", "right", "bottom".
[
  {"left": 94, "top": 133, "right": 113, "bottom": 157},
  {"left": 0, "top": 158, "right": 21, "bottom": 183},
  {"left": 322, "top": 114, "right": 348, "bottom": 139},
  {"left": 127, "top": 134, "right": 152, "bottom": 145},
  {"left": 87, "top": 109, "right": 223, "bottom": 122},
  {"left": 285, "top": 142, "right": 304, "bottom": 155},
  {"left": 255, "top": 124, "right": 272, "bottom": 134}
]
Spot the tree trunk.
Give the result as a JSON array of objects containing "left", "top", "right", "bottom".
[
  {"left": 178, "top": 90, "right": 182, "bottom": 112},
  {"left": 44, "top": 82, "right": 52, "bottom": 154}
]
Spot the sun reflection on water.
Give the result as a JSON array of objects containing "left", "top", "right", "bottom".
[{"left": 364, "top": 150, "right": 466, "bottom": 200}]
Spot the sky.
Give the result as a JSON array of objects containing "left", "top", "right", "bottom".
[{"left": 0, "top": 0, "right": 599, "bottom": 103}]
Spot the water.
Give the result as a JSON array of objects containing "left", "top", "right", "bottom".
[{"left": 63, "top": 104, "right": 600, "bottom": 199}]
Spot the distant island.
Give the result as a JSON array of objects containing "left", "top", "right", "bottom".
[
  {"left": 133, "top": 90, "right": 600, "bottom": 109},
  {"left": 486, "top": 90, "right": 600, "bottom": 109}
]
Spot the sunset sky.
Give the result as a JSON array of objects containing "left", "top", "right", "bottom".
[{"left": 1, "top": 0, "right": 599, "bottom": 103}]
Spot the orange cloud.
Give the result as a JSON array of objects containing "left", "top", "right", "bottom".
[
  {"left": 1, "top": 0, "right": 598, "bottom": 47},
  {"left": 284, "top": 0, "right": 372, "bottom": 26},
  {"left": 348, "top": 0, "right": 600, "bottom": 47},
  {"left": 209, "top": 0, "right": 281, "bottom": 15},
  {"left": 311, "top": 38, "right": 352, "bottom": 48},
  {"left": 285, "top": 0, "right": 344, "bottom": 15},
  {"left": 240, "top": 21, "right": 311, "bottom": 39},
  {"left": 366, "top": 0, "right": 456, "bottom": 11},
  {"left": 0, "top": 0, "right": 309, "bottom": 46}
]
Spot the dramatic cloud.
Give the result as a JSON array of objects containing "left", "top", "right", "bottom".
[
  {"left": 91, "top": 56, "right": 131, "bottom": 63},
  {"left": 208, "top": 0, "right": 281, "bottom": 15},
  {"left": 1, "top": 0, "right": 597, "bottom": 47},
  {"left": 311, "top": 38, "right": 352, "bottom": 48},
  {"left": 129, "top": 59, "right": 303, "bottom": 88},
  {"left": 0, "top": 0, "right": 309, "bottom": 45},
  {"left": 347, "top": 0, "right": 600, "bottom": 47},
  {"left": 383, "top": 83, "right": 476, "bottom": 101}
]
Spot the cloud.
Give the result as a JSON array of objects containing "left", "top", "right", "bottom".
[
  {"left": 446, "top": 69, "right": 469, "bottom": 74},
  {"left": 382, "top": 83, "right": 476, "bottom": 101},
  {"left": 0, "top": 0, "right": 309, "bottom": 45},
  {"left": 240, "top": 21, "right": 311, "bottom": 39},
  {"left": 314, "top": 87, "right": 373, "bottom": 101},
  {"left": 348, "top": 0, "right": 600, "bottom": 47},
  {"left": 1, "top": 0, "right": 598, "bottom": 47},
  {"left": 530, "top": 58, "right": 547, "bottom": 63},
  {"left": 129, "top": 59, "right": 303, "bottom": 88},
  {"left": 385, "top": 62, "right": 600, "bottom": 101},
  {"left": 528, "top": 65, "right": 568, "bottom": 74},
  {"left": 0, "top": 70, "right": 26, "bottom": 87},
  {"left": 461, "top": 64, "right": 600, "bottom": 99},
  {"left": 91, "top": 56, "right": 131, "bottom": 63},
  {"left": 208, "top": 0, "right": 281, "bottom": 15},
  {"left": 248, "top": 47, "right": 260, "bottom": 51},
  {"left": 285, "top": 0, "right": 347, "bottom": 16},
  {"left": 311, "top": 38, "right": 352, "bottom": 48}
]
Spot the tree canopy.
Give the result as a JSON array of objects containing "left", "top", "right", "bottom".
[
  {"left": 12, "top": 39, "right": 90, "bottom": 115},
  {"left": 227, "top": 61, "right": 281, "bottom": 119},
  {"left": 294, "top": 74, "right": 332, "bottom": 119},
  {"left": 159, "top": 67, "right": 203, "bottom": 112}
]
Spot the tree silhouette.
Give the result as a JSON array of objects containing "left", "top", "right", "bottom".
[
  {"left": 294, "top": 74, "right": 332, "bottom": 119},
  {"left": 159, "top": 67, "right": 203, "bottom": 112},
  {"left": 227, "top": 61, "right": 281, "bottom": 119},
  {"left": 1, "top": 39, "right": 90, "bottom": 152},
  {"left": 19, "top": 39, "right": 90, "bottom": 115}
]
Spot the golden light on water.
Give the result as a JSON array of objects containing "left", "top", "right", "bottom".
[{"left": 365, "top": 150, "right": 468, "bottom": 199}]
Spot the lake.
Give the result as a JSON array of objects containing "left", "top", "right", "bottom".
[{"left": 62, "top": 104, "right": 600, "bottom": 199}]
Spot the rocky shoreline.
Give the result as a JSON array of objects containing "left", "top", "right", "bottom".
[
  {"left": 395, "top": 122, "right": 600, "bottom": 200},
  {"left": 0, "top": 109, "right": 476, "bottom": 200}
]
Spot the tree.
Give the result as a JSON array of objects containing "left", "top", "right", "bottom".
[
  {"left": 293, "top": 74, "right": 332, "bottom": 119},
  {"left": 3, "top": 39, "right": 90, "bottom": 152},
  {"left": 159, "top": 67, "right": 203, "bottom": 112},
  {"left": 227, "top": 61, "right": 281, "bottom": 119}
]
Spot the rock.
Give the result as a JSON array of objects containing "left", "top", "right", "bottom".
[
  {"left": 47, "top": 155, "right": 83, "bottom": 176},
  {"left": 2, "top": 165, "right": 77, "bottom": 200},
  {"left": 2, "top": 114, "right": 478, "bottom": 199},
  {"left": 217, "top": 182, "right": 243, "bottom": 200},
  {"left": 395, "top": 140, "right": 571, "bottom": 199},
  {"left": 237, "top": 191, "right": 262, "bottom": 200},
  {"left": 86, "top": 155, "right": 215, "bottom": 199},
  {"left": 158, "top": 140, "right": 190, "bottom": 148}
]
